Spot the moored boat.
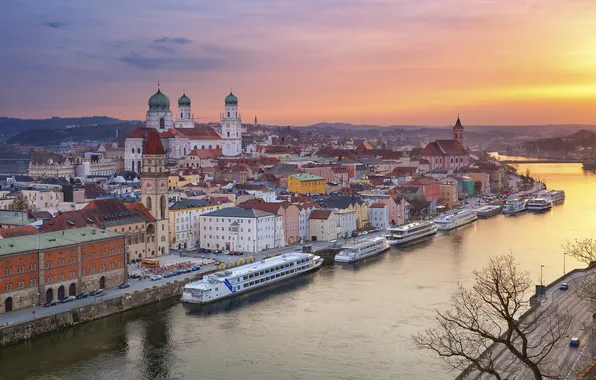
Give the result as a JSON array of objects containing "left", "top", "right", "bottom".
[
  {"left": 527, "top": 197, "right": 553, "bottom": 212},
  {"left": 334, "top": 236, "right": 390, "bottom": 263},
  {"left": 434, "top": 209, "right": 478, "bottom": 231},
  {"left": 502, "top": 198, "right": 528, "bottom": 215},
  {"left": 181, "top": 253, "right": 323, "bottom": 305},
  {"left": 583, "top": 161, "right": 596, "bottom": 171},
  {"left": 475, "top": 205, "right": 502, "bottom": 219},
  {"left": 535, "top": 189, "right": 565, "bottom": 205},
  {"left": 384, "top": 221, "right": 438, "bottom": 246}
]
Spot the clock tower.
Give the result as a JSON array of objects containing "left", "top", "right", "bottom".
[{"left": 141, "top": 128, "right": 170, "bottom": 256}]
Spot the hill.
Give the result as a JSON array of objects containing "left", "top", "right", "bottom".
[
  {"left": 0, "top": 116, "right": 128, "bottom": 136},
  {"left": 7, "top": 123, "right": 138, "bottom": 147}
]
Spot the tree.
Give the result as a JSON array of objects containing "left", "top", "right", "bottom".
[
  {"left": 413, "top": 254, "right": 572, "bottom": 380},
  {"left": 563, "top": 238, "right": 596, "bottom": 265}
]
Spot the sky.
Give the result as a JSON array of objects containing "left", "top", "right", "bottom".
[{"left": 3, "top": 0, "right": 596, "bottom": 126}]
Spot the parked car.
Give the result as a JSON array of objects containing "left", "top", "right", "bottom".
[
  {"left": 118, "top": 282, "right": 131, "bottom": 289},
  {"left": 76, "top": 292, "right": 89, "bottom": 299},
  {"left": 186, "top": 245, "right": 196, "bottom": 252},
  {"left": 94, "top": 289, "right": 105, "bottom": 297},
  {"left": 151, "top": 275, "right": 163, "bottom": 281},
  {"left": 191, "top": 265, "right": 201, "bottom": 271},
  {"left": 223, "top": 250, "right": 232, "bottom": 255},
  {"left": 570, "top": 337, "right": 581, "bottom": 347},
  {"left": 560, "top": 283, "right": 569, "bottom": 290},
  {"left": 60, "top": 295, "right": 76, "bottom": 303},
  {"left": 129, "top": 273, "right": 141, "bottom": 279},
  {"left": 44, "top": 299, "right": 59, "bottom": 307},
  {"left": 182, "top": 268, "right": 192, "bottom": 273}
]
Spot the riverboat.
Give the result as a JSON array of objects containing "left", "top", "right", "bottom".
[
  {"left": 502, "top": 198, "right": 528, "bottom": 215},
  {"left": 384, "top": 221, "right": 438, "bottom": 246},
  {"left": 475, "top": 205, "right": 502, "bottom": 219},
  {"left": 433, "top": 209, "right": 478, "bottom": 231},
  {"left": 583, "top": 161, "right": 596, "bottom": 171},
  {"left": 334, "top": 236, "right": 390, "bottom": 263},
  {"left": 526, "top": 197, "right": 553, "bottom": 212},
  {"left": 535, "top": 189, "right": 565, "bottom": 204},
  {"left": 181, "top": 253, "right": 323, "bottom": 305}
]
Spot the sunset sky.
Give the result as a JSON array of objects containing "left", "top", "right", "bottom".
[{"left": 3, "top": 0, "right": 596, "bottom": 126}]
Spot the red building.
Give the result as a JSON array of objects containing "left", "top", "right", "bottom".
[
  {"left": 0, "top": 227, "right": 126, "bottom": 313},
  {"left": 420, "top": 117, "right": 470, "bottom": 170},
  {"left": 403, "top": 177, "right": 441, "bottom": 202}
]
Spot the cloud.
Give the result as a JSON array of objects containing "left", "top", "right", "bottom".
[
  {"left": 44, "top": 22, "right": 66, "bottom": 29},
  {"left": 153, "top": 37, "right": 192, "bottom": 45},
  {"left": 120, "top": 52, "right": 222, "bottom": 70}
]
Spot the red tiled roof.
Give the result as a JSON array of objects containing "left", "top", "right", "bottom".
[
  {"left": 238, "top": 201, "right": 282, "bottom": 214},
  {"left": 144, "top": 128, "right": 166, "bottom": 155},
  {"left": 369, "top": 203, "right": 387, "bottom": 209},
  {"left": 127, "top": 126, "right": 147, "bottom": 139},
  {"left": 189, "top": 149, "right": 221, "bottom": 158},
  {"left": 309, "top": 209, "right": 332, "bottom": 220},
  {"left": 176, "top": 127, "right": 221, "bottom": 140},
  {"left": 0, "top": 226, "right": 39, "bottom": 238},
  {"left": 420, "top": 140, "right": 467, "bottom": 156}
]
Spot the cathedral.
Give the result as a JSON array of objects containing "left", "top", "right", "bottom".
[{"left": 124, "top": 86, "right": 244, "bottom": 173}]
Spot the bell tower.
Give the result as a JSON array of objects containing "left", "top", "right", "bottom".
[
  {"left": 141, "top": 128, "right": 170, "bottom": 256},
  {"left": 453, "top": 115, "right": 464, "bottom": 144},
  {"left": 221, "top": 91, "right": 242, "bottom": 156}
]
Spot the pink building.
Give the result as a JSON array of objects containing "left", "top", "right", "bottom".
[
  {"left": 420, "top": 117, "right": 470, "bottom": 171},
  {"left": 301, "top": 164, "right": 349, "bottom": 183}
]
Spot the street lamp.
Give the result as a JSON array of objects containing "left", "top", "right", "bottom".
[
  {"left": 563, "top": 252, "right": 566, "bottom": 275},
  {"left": 540, "top": 265, "right": 545, "bottom": 286}
]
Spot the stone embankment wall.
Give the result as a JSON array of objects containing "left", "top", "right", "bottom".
[{"left": 0, "top": 269, "right": 217, "bottom": 347}]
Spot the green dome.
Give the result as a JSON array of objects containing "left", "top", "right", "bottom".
[
  {"left": 225, "top": 91, "right": 238, "bottom": 105},
  {"left": 178, "top": 93, "right": 191, "bottom": 106},
  {"left": 148, "top": 89, "right": 170, "bottom": 112}
]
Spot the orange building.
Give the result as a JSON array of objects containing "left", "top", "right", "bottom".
[{"left": 0, "top": 227, "right": 126, "bottom": 314}]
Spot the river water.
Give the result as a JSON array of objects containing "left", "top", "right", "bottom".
[{"left": 1, "top": 162, "right": 595, "bottom": 380}]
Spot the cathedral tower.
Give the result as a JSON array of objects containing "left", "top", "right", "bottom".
[
  {"left": 175, "top": 92, "right": 194, "bottom": 129},
  {"left": 146, "top": 86, "right": 174, "bottom": 131},
  {"left": 141, "top": 129, "right": 170, "bottom": 256},
  {"left": 221, "top": 91, "right": 242, "bottom": 156}
]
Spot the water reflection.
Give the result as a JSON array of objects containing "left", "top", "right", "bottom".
[{"left": 141, "top": 309, "right": 172, "bottom": 380}]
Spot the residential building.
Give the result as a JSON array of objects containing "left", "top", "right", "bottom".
[
  {"left": 318, "top": 196, "right": 369, "bottom": 230},
  {"left": 405, "top": 178, "right": 441, "bottom": 202},
  {"left": 335, "top": 208, "right": 357, "bottom": 238},
  {"left": 440, "top": 182, "right": 458, "bottom": 208},
  {"left": 288, "top": 173, "right": 326, "bottom": 195},
  {"left": 360, "top": 192, "right": 409, "bottom": 226},
  {"left": 239, "top": 200, "right": 300, "bottom": 245},
  {"left": 199, "top": 207, "right": 283, "bottom": 253},
  {"left": 169, "top": 199, "right": 224, "bottom": 250},
  {"left": 368, "top": 203, "right": 389, "bottom": 230},
  {"left": 308, "top": 209, "right": 337, "bottom": 242},
  {"left": 21, "top": 188, "right": 64, "bottom": 211},
  {"left": 0, "top": 227, "right": 126, "bottom": 314},
  {"left": 297, "top": 202, "right": 318, "bottom": 242}
]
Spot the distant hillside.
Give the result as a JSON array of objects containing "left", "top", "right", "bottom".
[
  {"left": 0, "top": 116, "right": 132, "bottom": 136},
  {"left": 7, "top": 123, "right": 138, "bottom": 147},
  {"left": 523, "top": 129, "right": 596, "bottom": 155}
]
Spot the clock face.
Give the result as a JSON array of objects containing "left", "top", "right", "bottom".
[{"left": 143, "top": 181, "right": 152, "bottom": 190}]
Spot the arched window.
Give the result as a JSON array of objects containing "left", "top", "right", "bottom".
[
  {"left": 227, "top": 131, "right": 230, "bottom": 137},
  {"left": 131, "top": 148, "right": 134, "bottom": 154},
  {"left": 132, "top": 161, "right": 135, "bottom": 172},
  {"left": 216, "top": 145, "right": 220, "bottom": 149},
  {"left": 209, "top": 145, "right": 212, "bottom": 149},
  {"left": 181, "top": 112, "right": 183, "bottom": 118},
  {"left": 227, "top": 112, "right": 230, "bottom": 117},
  {"left": 138, "top": 160, "right": 141, "bottom": 171},
  {"left": 159, "top": 118, "right": 165, "bottom": 129},
  {"left": 237, "top": 132, "right": 239, "bottom": 137},
  {"left": 194, "top": 145, "right": 197, "bottom": 150},
  {"left": 201, "top": 145, "right": 205, "bottom": 149},
  {"left": 450, "top": 158, "right": 453, "bottom": 163},
  {"left": 146, "top": 196, "right": 152, "bottom": 210},
  {"left": 183, "top": 148, "right": 186, "bottom": 156}
]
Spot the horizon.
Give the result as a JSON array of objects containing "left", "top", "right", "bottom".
[{"left": 3, "top": 1, "right": 596, "bottom": 125}]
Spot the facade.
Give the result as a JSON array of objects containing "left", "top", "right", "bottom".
[
  {"left": 405, "top": 178, "right": 441, "bottom": 202},
  {"left": 288, "top": 173, "right": 326, "bottom": 195},
  {"left": 238, "top": 201, "right": 300, "bottom": 245},
  {"left": 140, "top": 129, "right": 170, "bottom": 257},
  {"left": 297, "top": 203, "right": 317, "bottom": 242},
  {"left": 21, "top": 188, "right": 63, "bottom": 211},
  {"left": 221, "top": 92, "right": 243, "bottom": 157},
  {"left": 440, "top": 182, "right": 458, "bottom": 208},
  {"left": 318, "top": 196, "right": 369, "bottom": 230},
  {"left": 168, "top": 199, "right": 223, "bottom": 250},
  {"left": 368, "top": 203, "right": 389, "bottom": 230},
  {"left": 308, "top": 209, "right": 337, "bottom": 242},
  {"left": 360, "top": 192, "right": 409, "bottom": 226},
  {"left": 335, "top": 209, "right": 357, "bottom": 238},
  {"left": 28, "top": 157, "right": 116, "bottom": 180},
  {"left": 199, "top": 207, "right": 283, "bottom": 253},
  {"left": 0, "top": 227, "right": 126, "bottom": 314},
  {"left": 420, "top": 117, "right": 470, "bottom": 171}
]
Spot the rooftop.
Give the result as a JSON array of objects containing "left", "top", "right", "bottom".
[
  {"left": 290, "top": 173, "right": 324, "bottom": 181},
  {"left": 201, "top": 207, "right": 275, "bottom": 219}
]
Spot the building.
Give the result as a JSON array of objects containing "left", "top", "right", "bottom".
[
  {"left": 139, "top": 129, "right": 170, "bottom": 257},
  {"left": 404, "top": 178, "right": 441, "bottom": 202},
  {"left": 368, "top": 203, "right": 389, "bottom": 230},
  {"left": 297, "top": 202, "right": 318, "bottom": 242},
  {"left": 28, "top": 156, "right": 116, "bottom": 180},
  {"left": 239, "top": 201, "right": 300, "bottom": 244},
  {"left": 0, "top": 227, "right": 126, "bottom": 314},
  {"left": 335, "top": 208, "right": 357, "bottom": 238},
  {"left": 21, "top": 188, "right": 63, "bottom": 211},
  {"left": 124, "top": 88, "right": 245, "bottom": 173},
  {"left": 359, "top": 192, "right": 409, "bottom": 226},
  {"left": 439, "top": 182, "right": 458, "bottom": 208},
  {"left": 288, "top": 173, "right": 326, "bottom": 195},
  {"left": 199, "top": 207, "right": 283, "bottom": 253},
  {"left": 318, "top": 196, "right": 369, "bottom": 230},
  {"left": 308, "top": 209, "right": 337, "bottom": 242},
  {"left": 420, "top": 117, "right": 470, "bottom": 171},
  {"left": 168, "top": 199, "right": 223, "bottom": 250}
]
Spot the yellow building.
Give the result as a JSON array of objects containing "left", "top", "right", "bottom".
[
  {"left": 288, "top": 173, "right": 326, "bottom": 195},
  {"left": 168, "top": 199, "right": 224, "bottom": 249}
]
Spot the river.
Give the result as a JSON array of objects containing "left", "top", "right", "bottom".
[{"left": 1, "top": 162, "right": 595, "bottom": 380}]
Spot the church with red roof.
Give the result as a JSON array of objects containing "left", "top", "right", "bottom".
[{"left": 419, "top": 117, "right": 470, "bottom": 170}]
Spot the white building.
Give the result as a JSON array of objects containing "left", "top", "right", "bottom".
[
  {"left": 335, "top": 208, "right": 357, "bottom": 238},
  {"left": 297, "top": 203, "right": 317, "bottom": 242},
  {"left": 308, "top": 209, "right": 338, "bottom": 242},
  {"left": 21, "top": 188, "right": 64, "bottom": 211},
  {"left": 124, "top": 88, "right": 244, "bottom": 174},
  {"left": 368, "top": 203, "right": 389, "bottom": 230},
  {"left": 169, "top": 199, "right": 223, "bottom": 250},
  {"left": 199, "top": 207, "right": 283, "bottom": 253}
]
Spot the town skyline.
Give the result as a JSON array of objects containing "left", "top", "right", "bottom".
[{"left": 3, "top": 1, "right": 596, "bottom": 125}]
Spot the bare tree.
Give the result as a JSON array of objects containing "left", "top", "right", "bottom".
[
  {"left": 413, "top": 254, "right": 572, "bottom": 380},
  {"left": 563, "top": 239, "right": 596, "bottom": 266}
]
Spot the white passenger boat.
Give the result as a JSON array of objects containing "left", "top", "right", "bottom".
[
  {"left": 181, "top": 253, "right": 323, "bottom": 305},
  {"left": 334, "top": 236, "right": 390, "bottom": 263},
  {"left": 384, "top": 221, "right": 438, "bottom": 246},
  {"left": 434, "top": 209, "right": 478, "bottom": 231},
  {"left": 502, "top": 198, "right": 528, "bottom": 215},
  {"left": 475, "top": 205, "right": 502, "bottom": 219},
  {"left": 527, "top": 197, "right": 553, "bottom": 212},
  {"left": 535, "top": 189, "right": 565, "bottom": 204}
]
